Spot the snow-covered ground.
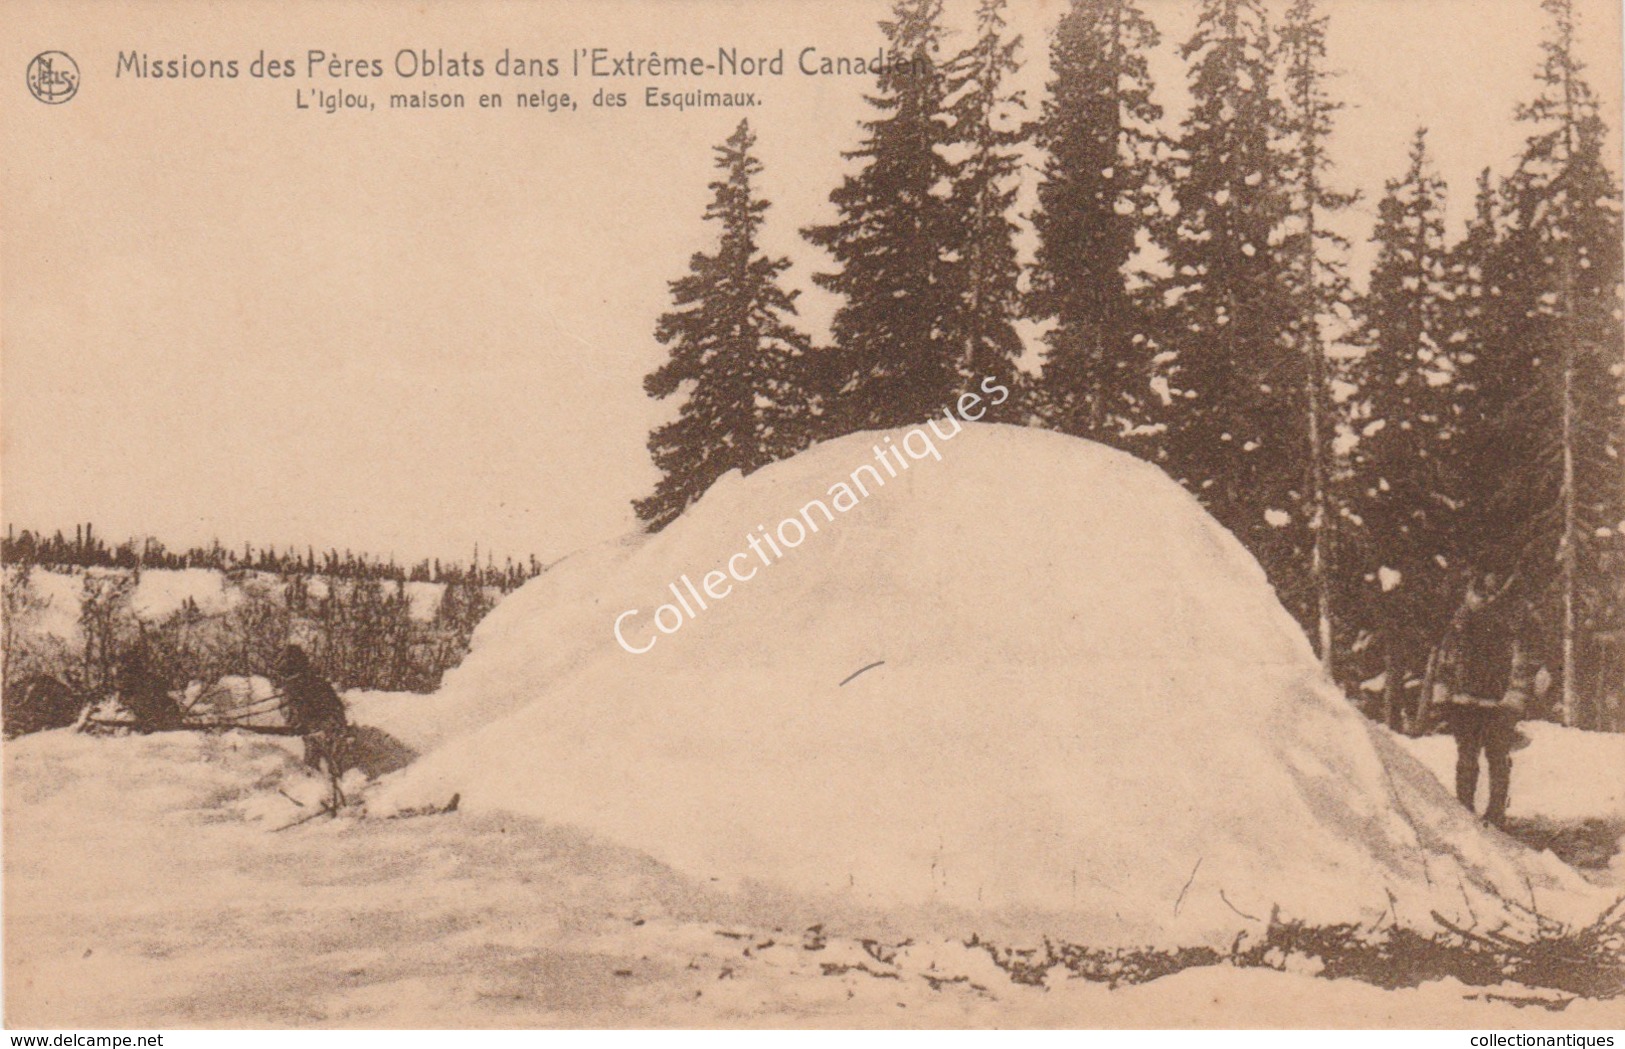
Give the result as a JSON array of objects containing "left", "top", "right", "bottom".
[
  {"left": 126, "top": 567, "right": 241, "bottom": 622},
  {"left": 1397, "top": 721, "right": 1625, "bottom": 881},
  {"left": 5, "top": 722, "right": 1620, "bottom": 1028}
]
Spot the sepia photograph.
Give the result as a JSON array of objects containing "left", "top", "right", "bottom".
[{"left": 2, "top": 0, "right": 1622, "bottom": 1033}]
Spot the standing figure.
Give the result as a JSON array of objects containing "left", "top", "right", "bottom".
[
  {"left": 271, "top": 645, "right": 349, "bottom": 803},
  {"left": 1436, "top": 572, "right": 1529, "bottom": 829},
  {"left": 114, "top": 648, "right": 182, "bottom": 732}
]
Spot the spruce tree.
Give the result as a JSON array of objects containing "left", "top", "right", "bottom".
[
  {"left": 941, "top": 0, "right": 1027, "bottom": 418},
  {"left": 1278, "top": 0, "right": 1358, "bottom": 670},
  {"left": 1464, "top": 0, "right": 1624, "bottom": 727},
  {"left": 1028, "top": 0, "right": 1164, "bottom": 444},
  {"left": 1159, "top": 0, "right": 1304, "bottom": 616},
  {"left": 1445, "top": 166, "right": 1517, "bottom": 573},
  {"left": 636, "top": 120, "right": 814, "bottom": 531},
  {"left": 803, "top": 0, "right": 959, "bottom": 435},
  {"left": 1349, "top": 128, "right": 1458, "bottom": 728}
]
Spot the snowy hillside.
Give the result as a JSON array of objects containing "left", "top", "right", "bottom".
[
  {"left": 2, "top": 562, "right": 504, "bottom": 703},
  {"left": 5, "top": 567, "right": 452, "bottom": 650},
  {"left": 372, "top": 424, "right": 1608, "bottom": 947}
]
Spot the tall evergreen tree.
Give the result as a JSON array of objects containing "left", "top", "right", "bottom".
[
  {"left": 635, "top": 120, "right": 814, "bottom": 531},
  {"left": 1278, "top": 0, "right": 1358, "bottom": 670},
  {"left": 1446, "top": 168, "right": 1510, "bottom": 389},
  {"left": 941, "top": 0, "right": 1027, "bottom": 418},
  {"left": 1444, "top": 167, "right": 1518, "bottom": 579},
  {"left": 1027, "top": 0, "right": 1164, "bottom": 444},
  {"left": 1464, "top": 0, "right": 1624, "bottom": 727},
  {"left": 1348, "top": 128, "right": 1458, "bottom": 728},
  {"left": 1159, "top": 0, "right": 1305, "bottom": 617},
  {"left": 804, "top": 0, "right": 959, "bottom": 435}
]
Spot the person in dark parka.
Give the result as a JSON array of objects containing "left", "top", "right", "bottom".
[
  {"left": 1436, "top": 572, "right": 1530, "bottom": 829},
  {"left": 271, "top": 645, "right": 349, "bottom": 786},
  {"left": 114, "top": 648, "right": 182, "bottom": 732}
]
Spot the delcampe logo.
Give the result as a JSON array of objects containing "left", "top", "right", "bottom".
[{"left": 26, "top": 51, "right": 79, "bottom": 104}]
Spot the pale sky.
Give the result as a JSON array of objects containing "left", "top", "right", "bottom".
[{"left": 3, "top": 0, "right": 1620, "bottom": 566}]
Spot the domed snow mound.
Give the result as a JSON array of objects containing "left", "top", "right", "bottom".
[{"left": 376, "top": 423, "right": 1601, "bottom": 946}]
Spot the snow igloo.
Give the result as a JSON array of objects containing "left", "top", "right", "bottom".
[{"left": 375, "top": 422, "right": 1599, "bottom": 946}]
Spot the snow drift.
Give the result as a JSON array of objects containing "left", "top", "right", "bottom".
[{"left": 374, "top": 423, "right": 1601, "bottom": 945}]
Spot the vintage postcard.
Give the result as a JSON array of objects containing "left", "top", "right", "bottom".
[{"left": 3, "top": 0, "right": 1622, "bottom": 1033}]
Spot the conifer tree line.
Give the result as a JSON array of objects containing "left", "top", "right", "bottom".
[
  {"left": 638, "top": 0, "right": 1623, "bottom": 731},
  {"left": 2, "top": 522, "right": 544, "bottom": 591}
]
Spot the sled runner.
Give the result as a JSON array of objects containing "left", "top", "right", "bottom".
[{"left": 78, "top": 681, "right": 296, "bottom": 735}]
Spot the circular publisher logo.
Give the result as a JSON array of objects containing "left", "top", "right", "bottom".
[{"left": 27, "top": 51, "right": 79, "bottom": 104}]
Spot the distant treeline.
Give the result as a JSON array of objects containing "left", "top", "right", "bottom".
[{"left": 2, "top": 523, "right": 544, "bottom": 591}]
